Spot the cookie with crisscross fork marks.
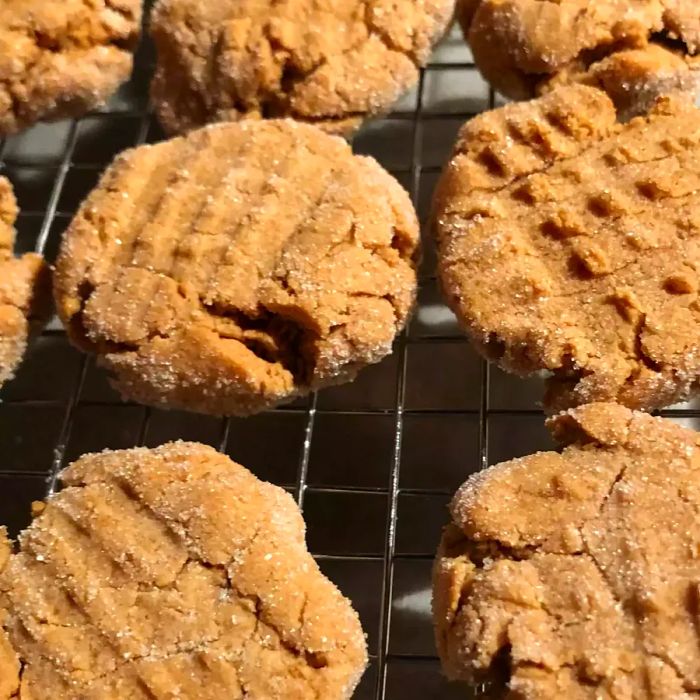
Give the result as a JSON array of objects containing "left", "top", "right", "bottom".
[
  {"left": 0, "top": 441, "right": 368, "bottom": 699},
  {"left": 0, "top": 0, "right": 141, "bottom": 135},
  {"left": 434, "top": 402, "right": 700, "bottom": 698},
  {"left": 149, "top": 0, "right": 454, "bottom": 135},
  {"left": 0, "top": 176, "right": 50, "bottom": 388},
  {"left": 434, "top": 85, "right": 700, "bottom": 412},
  {"left": 54, "top": 119, "right": 419, "bottom": 415}
]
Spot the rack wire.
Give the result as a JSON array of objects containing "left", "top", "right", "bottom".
[{"left": 4, "top": 20, "right": 700, "bottom": 700}]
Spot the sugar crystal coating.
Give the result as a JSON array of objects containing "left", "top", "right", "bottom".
[
  {"left": 0, "top": 442, "right": 368, "bottom": 699},
  {"left": 54, "top": 119, "right": 420, "bottom": 415},
  {"left": 460, "top": 0, "right": 700, "bottom": 119},
  {"left": 434, "top": 402, "right": 700, "bottom": 698},
  {"left": 0, "top": 0, "right": 142, "bottom": 135},
  {"left": 434, "top": 85, "right": 700, "bottom": 411},
  {"left": 150, "top": 0, "right": 454, "bottom": 135}
]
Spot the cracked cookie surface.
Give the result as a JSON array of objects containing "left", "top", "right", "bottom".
[
  {"left": 0, "top": 177, "right": 50, "bottom": 388},
  {"left": 434, "top": 85, "right": 700, "bottom": 411},
  {"left": 150, "top": 0, "right": 454, "bottom": 135},
  {"left": 0, "top": 441, "right": 368, "bottom": 699},
  {"left": 54, "top": 119, "right": 419, "bottom": 415},
  {"left": 0, "top": 0, "right": 142, "bottom": 135},
  {"left": 460, "top": 0, "right": 700, "bottom": 119},
  {"left": 434, "top": 402, "right": 700, "bottom": 699}
]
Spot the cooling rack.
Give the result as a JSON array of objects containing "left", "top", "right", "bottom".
[{"left": 4, "top": 17, "right": 700, "bottom": 700}]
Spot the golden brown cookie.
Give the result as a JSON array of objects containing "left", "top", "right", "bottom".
[
  {"left": 433, "top": 85, "right": 700, "bottom": 412},
  {"left": 0, "top": 0, "right": 142, "bottom": 135},
  {"left": 0, "top": 441, "right": 368, "bottom": 699},
  {"left": 54, "top": 119, "right": 419, "bottom": 415},
  {"left": 0, "top": 177, "right": 51, "bottom": 388},
  {"left": 0, "top": 529, "right": 18, "bottom": 700},
  {"left": 460, "top": 0, "right": 700, "bottom": 119},
  {"left": 434, "top": 402, "right": 700, "bottom": 699},
  {"left": 150, "top": 0, "right": 455, "bottom": 136}
]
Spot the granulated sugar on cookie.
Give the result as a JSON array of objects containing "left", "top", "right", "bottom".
[
  {"left": 433, "top": 85, "right": 700, "bottom": 412},
  {"left": 0, "top": 0, "right": 142, "bottom": 135},
  {"left": 150, "top": 0, "right": 454, "bottom": 135},
  {"left": 0, "top": 442, "right": 367, "bottom": 699},
  {"left": 434, "top": 402, "right": 700, "bottom": 699},
  {"left": 0, "top": 177, "right": 50, "bottom": 388},
  {"left": 54, "top": 119, "right": 420, "bottom": 415},
  {"left": 460, "top": 0, "right": 700, "bottom": 119}
]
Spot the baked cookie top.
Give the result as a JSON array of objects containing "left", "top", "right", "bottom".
[
  {"left": 54, "top": 119, "right": 419, "bottom": 415},
  {"left": 461, "top": 0, "right": 700, "bottom": 117},
  {"left": 434, "top": 85, "right": 700, "bottom": 412},
  {"left": 150, "top": 0, "right": 454, "bottom": 135},
  {"left": 0, "top": 442, "right": 368, "bottom": 699},
  {"left": 0, "top": 0, "right": 142, "bottom": 135},
  {"left": 434, "top": 402, "right": 700, "bottom": 698},
  {"left": 0, "top": 177, "right": 50, "bottom": 388}
]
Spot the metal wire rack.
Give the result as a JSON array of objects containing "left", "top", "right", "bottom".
[{"left": 4, "top": 18, "right": 700, "bottom": 700}]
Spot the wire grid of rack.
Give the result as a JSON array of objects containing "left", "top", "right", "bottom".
[{"left": 4, "top": 18, "right": 700, "bottom": 700}]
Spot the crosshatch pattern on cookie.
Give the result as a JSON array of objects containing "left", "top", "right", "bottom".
[{"left": 435, "top": 85, "right": 700, "bottom": 412}]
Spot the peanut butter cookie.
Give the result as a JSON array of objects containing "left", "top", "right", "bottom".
[
  {"left": 150, "top": 0, "right": 454, "bottom": 135},
  {"left": 0, "top": 529, "right": 16, "bottom": 700},
  {"left": 54, "top": 119, "right": 419, "bottom": 415},
  {"left": 0, "top": 441, "right": 368, "bottom": 699},
  {"left": 0, "top": 177, "right": 50, "bottom": 388},
  {"left": 0, "top": 0, "right": 142, "bottom": 135},
  {"left": 460, "top": 0, "right": 700, "bottom": 119},
  {"left": 434, "top": 402, "right": 700, "bottom": 698},
  {"left": 434, "top": 85, "right": 700, "bottom": 412}
]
